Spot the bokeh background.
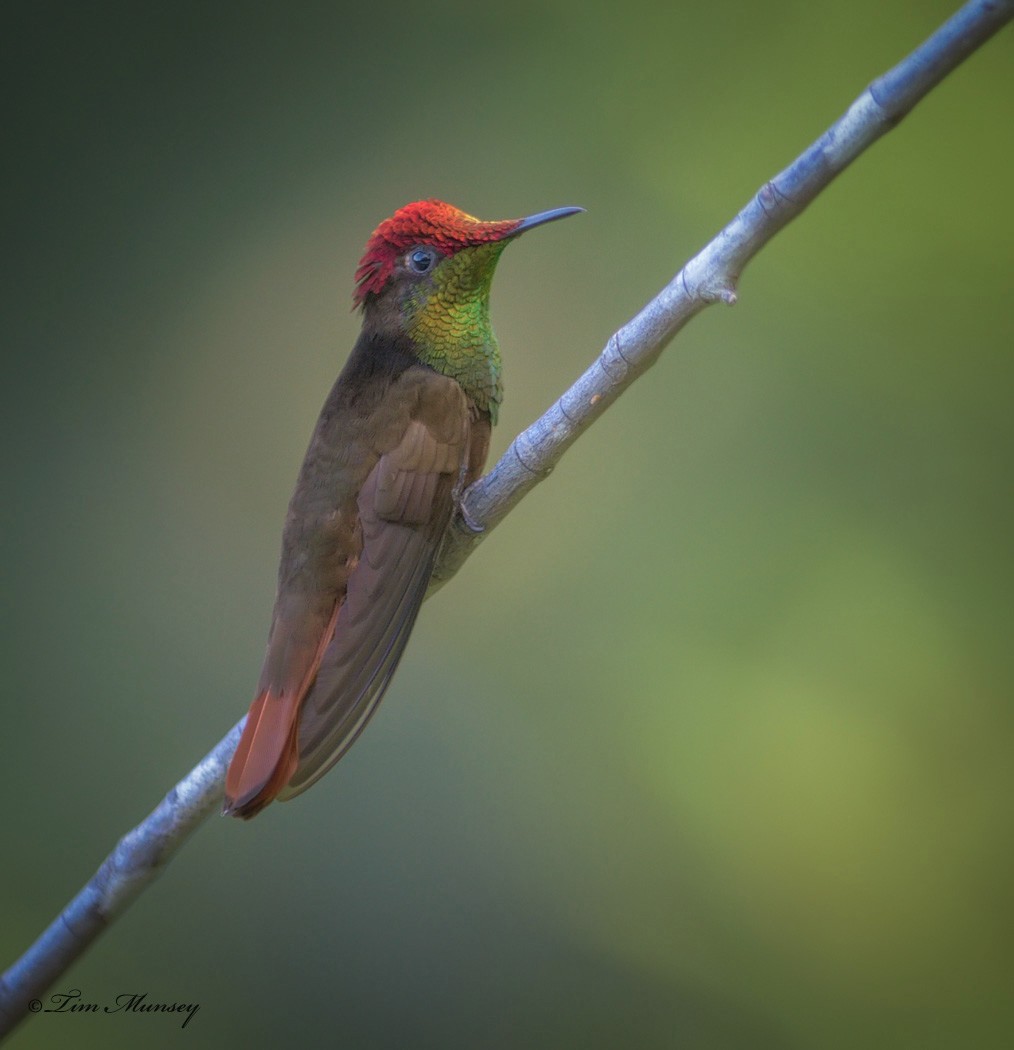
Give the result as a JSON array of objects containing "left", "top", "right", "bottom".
[{"left": 3, "top": 2, "right": 1012, "bottom": 1048}]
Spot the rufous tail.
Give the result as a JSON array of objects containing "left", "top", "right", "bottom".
[{"left": 223, "top": 689, "right": 301, "bottom": 819}]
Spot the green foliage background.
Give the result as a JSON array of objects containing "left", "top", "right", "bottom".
[{"left": 3, "top": 3, "right": 1012, "bottom": 1047}]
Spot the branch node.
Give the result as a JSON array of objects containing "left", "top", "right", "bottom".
[
  {"left": 512, "top": 434, "right": 543, "bottom": 477},
  {"left": 758, "top": 179, "right": 793, "bottom": 214},
  {"left": 598, "top": 330, "right": 630, "bottom": 382},
  {"left": 611, "top": 329, "right": 633, "bottom": 366},
  {"left": 685, "top": 262, "right": 739, "bottom": 305}
]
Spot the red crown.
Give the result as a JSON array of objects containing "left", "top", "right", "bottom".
[{"left": 353, "top": 200, "right": 520, "bottom": 307}]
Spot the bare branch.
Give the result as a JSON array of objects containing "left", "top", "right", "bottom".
[
  {"left": 2, "top": 0, "right": 1010, "bottom": 1039},
  {"left": 0, "top": 726, "right": 240, "bottom": 1038},
  {"left": 432, "top": 0, "right": 1014, "bottom": 584}
]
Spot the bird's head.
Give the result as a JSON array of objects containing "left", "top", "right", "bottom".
[{"left": 353, "top": 200, "right": 583, "bottom": 338}]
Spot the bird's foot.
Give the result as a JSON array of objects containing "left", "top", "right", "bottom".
[{"left": 459, "top": 502, "right": 486, "bottom": 534}]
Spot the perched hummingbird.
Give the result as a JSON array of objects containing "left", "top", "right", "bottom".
[{"left": 223, "top": 199, "right": 582, "bottom": 818}]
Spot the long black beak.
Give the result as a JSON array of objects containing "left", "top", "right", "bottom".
[{"left": 513, "top": 206, "right": 585, "bottom": 235}]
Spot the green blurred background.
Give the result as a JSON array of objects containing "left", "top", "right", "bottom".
[{"left": 3, "top": 2, "right": 1012, "bottom": 1047}]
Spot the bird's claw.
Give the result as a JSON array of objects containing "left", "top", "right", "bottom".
[{"left": 459, "top": 503, "right": 486, "bottom": 534}]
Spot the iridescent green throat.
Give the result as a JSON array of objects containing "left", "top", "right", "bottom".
[{"left": 406, "top": 242, "right": 506, "bottom": 424}]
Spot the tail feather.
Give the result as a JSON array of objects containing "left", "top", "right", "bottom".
[
  {"left": 224, "top": 603, "right": 339, "bottom": 819},
  {"left": 223, "top": 689, "right": 301, "bottom": 819}
]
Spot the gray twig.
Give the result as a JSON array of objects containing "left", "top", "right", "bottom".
[{"left": 2, "top": 0, "right": 1010, "bottom": 1040}]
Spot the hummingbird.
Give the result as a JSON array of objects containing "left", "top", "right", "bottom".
[{"left": 223, "top": 199, "right": 583, "bottom": 818}]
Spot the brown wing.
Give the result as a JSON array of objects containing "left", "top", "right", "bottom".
[
  {"left": 276, "top": 375, "right": 473, "bottom": 799},
  {"left": 225, "top": 367, "right": 476, "bottom": 818}
]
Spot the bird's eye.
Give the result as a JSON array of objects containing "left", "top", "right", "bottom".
[{"left": 407, "top": 248, "right": 435, "bottom": 273}]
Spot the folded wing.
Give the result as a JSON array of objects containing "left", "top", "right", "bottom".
[
  {"left": 225, "top": 368, "right": 473, "bottom": 817},
  {"left": 279, "top": 388, "right": 471, "bottom": 799}
]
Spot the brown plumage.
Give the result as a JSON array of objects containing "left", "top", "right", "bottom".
[{"left": 223, "top": 200, "right": 580, "bottom": 818}]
